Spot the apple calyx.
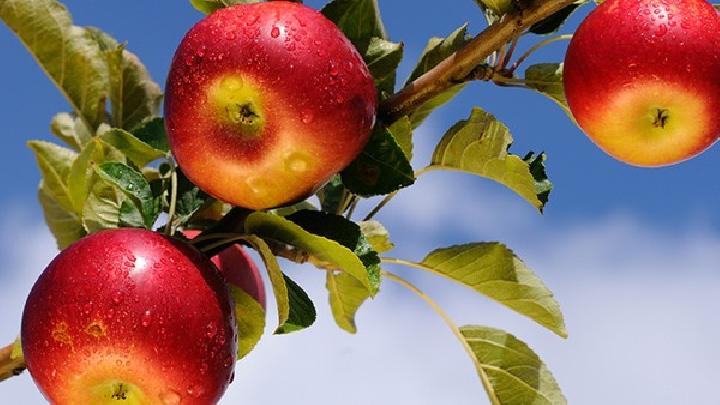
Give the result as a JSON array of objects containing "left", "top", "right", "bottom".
[
  {"left": 91, "top": 380, "right": 144, "bottom": 404},
  {"left": 651, "top": 108, "right": 669, "bottom": 129},
  {"left": 209, "top": 75, "right": 265, "bottom": 137}
]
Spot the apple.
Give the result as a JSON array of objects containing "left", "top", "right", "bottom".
[
  {"left": 164, "top": 1, "right": 377, "bottom": 209},
  {"left": 21, "top": 228, "right": 237, "bottom": 404},
  {"left": 183, "top": 230, "right": 266, "bottom": 308},
  {"left": 563, "top": 0, "right": 720, "bottom": 166}
]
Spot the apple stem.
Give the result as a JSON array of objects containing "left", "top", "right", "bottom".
[
  {"left": 653, "top": 108, "right": 669, "bottom": 128},
  {"left": 379, "top": 0, "right": 578, "bottom": 123}
]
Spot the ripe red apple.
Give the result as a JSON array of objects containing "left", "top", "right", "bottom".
[
  {"left": 563, "top": 0, "right": 720, "bottom": 166},
  {"left": 164, "top": 2, "right": 377, "bottom": 209},
  {"left": 21, "top": 228, "right": 237, "bottom": 404},
  {"left": 183, "top": 230, "right": 266, "bottom": 308}
]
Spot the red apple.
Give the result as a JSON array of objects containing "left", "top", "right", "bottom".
[
  {"left": 563, "top": 0, "right": 720, "bottom": 166},
  {"left": 164, "top": 1, "right": 377, "bottom": 209},
  {"left": 183, "top": 230, "right": 266, "bottom": 308},
  {"left": 21, "top": 228, "right": 237, "bottom": 404}
]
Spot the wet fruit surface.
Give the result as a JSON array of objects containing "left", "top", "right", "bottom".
[
  {"left": 564, "top": 0, "right": 720, "bottom": 166},
  {"left": 165, "top": 1, "right": 377, "bottom": 209},
  {"left": 21, "top": 228, "right": 237, "bottom": 404}
]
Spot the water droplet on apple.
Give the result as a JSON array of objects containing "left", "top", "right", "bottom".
[
  {"left": 656, "top": 24, "right": 668, "bottom": 36},
  {"left": 160, "top": 390, "right": 182, "bottom": 405},
  {"left": 224, "top": 31, "right": 236, "bottom": 40},
  {"left": 271, "top": 26, "right": 280, "bottom": 38},
  {"left": 187, "top": 384, "right": 206, "bottom": 397},
  {"left": 329, "top": 62, "right": 339, "bottom": 78},
  {"left": 301, "top": 111, "right": 314, "bottom": 124},
  {"left": 205, "top": 322, "right": 218, "bottom": 338},
  {"left": 200, "top": 362, "right": 209, "bottom": 375},
  {"left": 141, "top": 310, "right": 152, "bottom": 327}
]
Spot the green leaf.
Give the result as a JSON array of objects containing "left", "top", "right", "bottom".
[
  {"left": 0, "top": 0, "right": 109, "bottom": 129},
  {"left": 96, "top": 162, "right": 156, "bottom": 228},
  {"left": 321, "top": 0, "right": 387, "bottom": 53},
  {"left": 359, "top": 220, "right": 394, "bottom": 254},
  {"left": 27, "top": 141, "right": 77, "bottom": 213},
  {"left": 317, "top": 175, "right": 348, "bottom": 214},
  {"left": 409, "top": 84, "right": 465, "bottom": 129},
  {"left": 38, "top": 184, "right": 85, "bottom": 249},
  {"left": 189, "top": 0, "right": 262, "bottom": 13},
  {"left": 276, "top": 274, "right": 317, "bottom": 334},
  {"left": 407, "top": 24, "right": 469, "bottom": 84},
  {"left": 173, "top": 168, "right": 209, "bottom": 225},
  {"left": 228, "top": 285, "right": 266, "bottom": 359},
  {"left": 245, "top": 212, "right": 372, "bottom": 290},
  {"left": 67, "top": 138, "right": 126, "bottom": 215},
  {"left": 419, "top": 243, "right": 566, "bottom": 337},
  {"left": 82, "top": 178, "right": 136, "bottom": 232},
  {"left": 286, "top": 210, "right": 381, "bottom": 292},
  {"left": 460, "top": 326, "right": 567, "bottom": 405},
  {"left": 88, "top": 28, "right": 163, "bottom": 131},
  {"left": 130, "top": 117, "right": 170, "bottom": 153},
  {"left": 529, "top": 3, "right": 581, "bottom": 35},
  {"left": 10, "top": 336, "right": 23, "bottom": 361},
  {"left": 364, "top": 37, "right": 403, "bottom": 95},
  {"left": 429, "top": 107, "right": 551, "bottom": 212},
  {"left": 341, "top": 125, "right": 415, "bottom": 197},
  {"left": 326, "top": 271, "right": 370, "bottom": 334},
  {"left": 50, "top": 112, "right": 92, "bottom": 150},
  {"left": 524, "top": 63, "right": 572, "bottom": 118},
  {"left": 524, "top": 152, "right": 552, "bottom": 209},
  {"left": 387, "top": 116, "right": 412, "bottom": 160},
  {"left": 100, "top": 128, "right": 166, "bottom": 167}
]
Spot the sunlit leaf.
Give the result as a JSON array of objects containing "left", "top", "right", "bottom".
[
  {"left": 326, "top": 271, "right": 370, "bottom": 334},
  {"left": 228, "top": 285, "right": 265, "bottom": 359},
  {"left": 460, "top": 326, "right": 567, "bottom": 404},
  {"left": 0, "top": 0, "right": 109, "bottom": 129},
  {"left": 100, "top": 128, "right": 165, "bottom": 167},
  {"left": 130, "top": 117, "right": 170, "bottom": 153},
  {"left": 276, "top": 274, "right": 316, "bottom": 334},
  {"left": 27, "top": 141, "right": 77, "bottom": 213},
  {"left": 96, "top": 162, "right": 156, "bottom": 228},
  {"left": 429, "top": 107, "right": 551, "bottom": 211},
  {"left": 419, "top": 243, "right": 566, "bottom": 337},
  {"left": 365, "top": 37, "right": 403, "bottom": 95},
  {"left": 38, "top": 184, "right": 85, "bottom": 249},
  {"left": 50, "top": 112, "right": 92, "bottom": 150},
  {"left": 524, "top": 63, "right": 572, "bottom": 118},
  {"left": 359, "top": 220, "right": 394, "bottom": 254}
]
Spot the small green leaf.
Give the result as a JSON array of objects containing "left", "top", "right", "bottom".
[
  {"left": 50, "top": 112, "right": 92, "bottom": 150},
  {"left": 407, "top": 24, "right": 469, "bottom": 84},
  {"left": 460, "top": 326, "right": 567, "bottom": 404},
  {"left": 189, "top": 0, "right": 225, "bottom": 14},
  {"left": 529, "top": 3, "right": 581, "bottom": 35},
  {"left": 359, "top": 220, "right": 394, "bottom": 254},
  {"left": 38, "top": 184, "right": 86, "bottom": 249},
  {"left": 364, "top": 37, "right": 403, "bottom": 95},
  {"left": 524, "top": 152, "right": 552, "bottom": 208},
  {"left": 82, "top": 179, "right": 135, "bottom": 232},
  {"left": 68, "top": 138, "right": 126, "bottom": 215},
  {"left": 27, "top": 141, "right": 77, "bottom": 213},
  {"left": 387, "top": 116, "right": 413, "bottom": 160},
  {"left": 317, "top": 175, "right": 347, "bottom": 214},
  {"left": 173, "top": 168, "right": 209, "bottom": 225},
  {"left": 10, "top": 336, "right": 23, "bottom": 361},
  {"left": 96, "top": 162, "right": 156, "bottom": 228},
  {"left": 228, "top": 285, "right": 266, "bottom": 359},
  {"left": 429, "top": 107, "right": 551, "bottom": 211},
  {"left": 0, "top": 0, "right": 109, "bottom": 129},
  {"left": 326, "top": 271, "right": 370, "bottom": 334},
  {"left": 245, "top": 212, "right": 372, "bottom": 290},
  {"left": 419, "top": 243, "right": 566, "bottom": 337},
  {"left": 275, "top": 274, "right": 317, "bottom": 334},
  {"left": 321, "top": 0, "right": 387, "bottom": 53},
  {"left": 88, "top": 28, "right": 163, "bottom": 131},
  {"left": 100, "top": 128, "right": 166, "bottom": 167},
  {"left": 473, "top": 0, "right": 514, "bottom": 15},
  {"left": 130, "top": 117, "right": 170, "bottom": 153},
  {"left": 524, "top": 63, "right": 572, "bottom": 118},
  {"left": 341, "top": 125, "right": 415, "bottom": 197}
]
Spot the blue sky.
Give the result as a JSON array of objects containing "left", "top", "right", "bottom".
[{"left": 1, "top": 1, "right": 719, "bottom": 404}]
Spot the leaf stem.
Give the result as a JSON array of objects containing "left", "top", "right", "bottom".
[
  {"left": 382, "top": 270, "right": 500, "bottom": 405},
  {"left": 164, "top": 166, "right": 178, "bottom": 236},
  {"left": 510, "top": 34, "right": 573, "bottom": 73},
  {"left": 0, "top": 340, "right": 25, "bottom": 383},
  {"left": 380, "top": 0, "right": 576, "bottom": 122},
  {"left": 363, "top": 166, "right": 434, "bottom": 221}
]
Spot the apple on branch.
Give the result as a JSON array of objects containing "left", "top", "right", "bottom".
[
  {"left": 21, "top": 229, "right": 237, "bottom": 404},
  {"left": 563, "top": 0, "right": 720, "bottom": 166},
  {"left": 164, "top": 1, "right": 377, "bottom": 209}
]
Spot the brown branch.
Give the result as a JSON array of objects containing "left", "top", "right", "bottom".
[
  {"left": 0, "top": 341, "right": 26, "bottom": 382},
  {"left": 379, "top": 0, "right": 576, "bottom": 123}
]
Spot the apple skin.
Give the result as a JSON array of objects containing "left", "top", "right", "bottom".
[
  {"left": 183, "top": 230, "right": 266, "bottom": 309},
  {"left": 164, "top": 1, "right": 377, "bottom": 209},
  {"left": 21, "top": 228, "right": 237, "bottom": 404},
  {"left": 563, "top": 0, "right": 720, "bottom": 166}
]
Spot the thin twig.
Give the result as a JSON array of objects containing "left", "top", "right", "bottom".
[
  {"left": 510, "top": 33, "right": 573, "bottom": 73},
  {"left": 164, "top": 167, "right": 178, "bottom": 236},
  {"left": 0, "top": 341, "right": 25, "bottom": 382}
]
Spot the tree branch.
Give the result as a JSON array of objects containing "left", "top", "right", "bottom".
[
  {"left": 379, "top": 0, "right": 576, "bottom": 123},
  {"left": 0, "top": 341, "right": 25, "bottom": 382}
]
